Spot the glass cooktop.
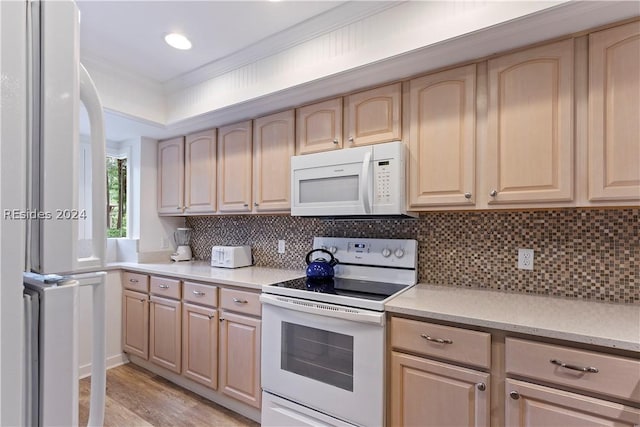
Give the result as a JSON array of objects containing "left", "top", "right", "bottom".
[{"left": 269, "top": 277, "right": 409, "bottom": 302}]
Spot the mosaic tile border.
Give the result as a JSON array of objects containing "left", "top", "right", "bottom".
[{"left": 187, "top": 208, "right": 639, "bottom": 304}]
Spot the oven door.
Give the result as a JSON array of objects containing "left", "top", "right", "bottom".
[{"left": 260, "top": 294, "right": 384, "bottom": 427}]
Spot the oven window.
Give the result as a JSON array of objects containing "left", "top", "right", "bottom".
[
  {"left": 281, "top": 322, "right": 354, "bottom": 391},
  {"left": 299, "top": 175, "right": 359, "bottom": 203}
]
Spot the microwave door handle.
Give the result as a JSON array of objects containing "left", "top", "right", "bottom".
[{"left": 361, "top": 151, "right": 372, "bottom": 214}]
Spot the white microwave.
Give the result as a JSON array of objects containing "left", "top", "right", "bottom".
[{"left": 291, "top": 141, "right": 416, "bottom": 218}]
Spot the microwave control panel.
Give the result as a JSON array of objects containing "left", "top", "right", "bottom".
[{"left": 374, "top": 160, "right": 392, "bottom": 203}]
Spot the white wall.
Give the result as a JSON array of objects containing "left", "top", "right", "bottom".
[{"left": 138, "top": 137, "right": 183, "bottom": 256}]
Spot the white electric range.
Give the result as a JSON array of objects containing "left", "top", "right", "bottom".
[{"left": 260, "top": 236, "right": 418, "bottom": 427}]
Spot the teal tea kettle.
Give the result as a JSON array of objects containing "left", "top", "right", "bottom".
[{"left": 305, "top": 249, "right": 339, "bottom": 279}]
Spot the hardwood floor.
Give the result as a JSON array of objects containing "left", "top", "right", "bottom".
[{"left": 79, "top": 363, "right": 259, "bottom": 427}]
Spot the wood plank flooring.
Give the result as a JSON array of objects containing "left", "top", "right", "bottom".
[{"left": 79, "top": 363, "right": 259, "bottom": 427}]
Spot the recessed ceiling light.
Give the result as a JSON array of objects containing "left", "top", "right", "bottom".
[{"left": 164, "top": 33, "right": 192, "bottom": 50}]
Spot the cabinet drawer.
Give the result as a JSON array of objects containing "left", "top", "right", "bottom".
[
  {"left": 391, "top": 317, "right": 491, "bottom": 369},
  {"left": 506, "top": 338, "right": 640, "bottom": 403},
  {"left": 123, "top": 272, "right": 149, "bottom": 293},
  {"left": 220, "top": 288, "right": 261, "bottom": 316},
  {"left": 183, "top": 281, "right": 218, "bottom": 307},
  {"left": 150, "top": 276, "right": 181, "bottom": 300}
]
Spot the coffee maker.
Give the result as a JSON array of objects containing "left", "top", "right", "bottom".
[{"left": 171, "top": 228, "right": 192, "bottom": 261}]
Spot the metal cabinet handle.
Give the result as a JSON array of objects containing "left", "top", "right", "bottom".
[
  {"left": 254, "top": 202, "right": 259, "bottom": 207},
  {"left": 348, "top": 136, "right": 354, "bottom": 144},
  {"left": 208, "top": 314, "right": 215, "bottom": 320},
  {"left": 550, "top": 359, "right": 599, "bottom": 373},
  {"left": 332, "top": 139, "right": 339, "bottom": 145},
  {"left": 476, "top": 383, "right": 486, "bottom": 391},
  {"left": 158, "top": 284, "right": 170, "bottom": 289},
  {"left": 420, "top": 334, "right": 453, "bottom": 344},
  {"left": 129, "top": 278, "right": 139, "bottom": 283},
  {"left": 232, "top": 298, "right": 248, "bottom": 304},
  {"left": 464, "top": 192, "right": 472, "bottom": 199},
  {"left": 489, "top": 189, "right": 498, "bottom": 197},
  {"left": 176, "top": 206, "right": 182, "bottom": 210},
  {"left": 509, "top": 391, "right": 520, "bottom": 400},
  {"left": 192, "top": 290, "right": 205, "bottom": 296},
  {"left": 243, "top": 203, "right": 249, "bottom": 207}
]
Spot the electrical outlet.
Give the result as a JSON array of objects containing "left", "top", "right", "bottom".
[
  {"left": 518, "top": 248, "right": 534, "bottom": 270},
  {"left": 278, "top": 240, "right": 286, "bottom": 254}
]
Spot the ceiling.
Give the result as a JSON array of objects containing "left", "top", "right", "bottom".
[{"left": 76, "top": 1, "right": 347, "bottom": 83}]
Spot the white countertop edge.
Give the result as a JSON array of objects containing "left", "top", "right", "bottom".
[
  {"left": 386, "top": 284, "right": 640, "bottom": 353},
  {"left": 111, "top": 261, "right": 305, "bottom": 290}
]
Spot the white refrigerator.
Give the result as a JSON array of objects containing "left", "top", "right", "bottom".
[{"left": 1, "top": 1, "right": 107, "bottom": 426}]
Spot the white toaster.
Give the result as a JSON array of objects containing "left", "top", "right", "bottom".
[{"left": 211, "top": 245, "right": 252, "bottom": 268}]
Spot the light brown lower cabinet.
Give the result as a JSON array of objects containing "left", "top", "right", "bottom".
[
  {"left": 390, "top": 351, "right": 490, "bottom": 427},
  {"left": 122, "top": 289, "right": 149, "bottom": 360},
  {"left": 506, "top": 379, "right": 640, "bottom": 426},
  {"left": 182, "top": 302, "right": 218, "bottom": 389},
  {"left": 149, "top": 295, "right": 182, "bottom": 374},
  {"left": 219, "top": 310, "right": 261, "bottom": 408}
]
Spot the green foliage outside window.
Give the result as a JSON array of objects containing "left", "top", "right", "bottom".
[{"left": 107, "top": 156, "right": 127, "bottom": 238}]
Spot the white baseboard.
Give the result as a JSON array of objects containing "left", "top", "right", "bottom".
[{"left": 79, "top": 353, "right": 129, "bottom": 379}]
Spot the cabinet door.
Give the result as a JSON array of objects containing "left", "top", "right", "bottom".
[
  {"left": 408, "top": 65, "right": 476, "bottom": 207},
  {"left": 588, "top": 21, "right": 640, "bottom": 202},
  {"left": 184, "top": 129, "right": 217, "bottom": 214},
  {"left": 390, "top": 352, "right": 490, "bottom": 427},
  {"left": 253, "top": 110, "right": 295, "bottom": 212},
  {"left": 157, "top": 137, "right": 185, "bottom": 215},
  {"left": 182, "top": 303, "right": 218, "bottom": 389},
  {"left": 506, "top": 379, "right": 640, "bottom": 427},
  {"left": 486, "top": 39, "right": 574, "bottom": 204},
  {"left": 217, "top": 121, "right": 252, "bottom": 213},
  {"left": 344, "top": 83, "right": 401, "bottom": 147},
  {"left": 122, "top": 289, "right": 149, "bottom": 360},
  {"left": 219, "top": 311, "right": 261, "bottom": 408},
  {"left": 296, "top": 98, "right": 343, "bottom": 154},
  {"left": 149, "top": 296, "right": 181, "bottom": 373}
]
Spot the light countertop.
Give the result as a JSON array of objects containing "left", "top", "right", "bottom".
[
  {"left": 386, "top": 284, "right": 640, "bottom": 353},
  {"left": 113, "top": 261, "right": 304, "bottom": 290}
]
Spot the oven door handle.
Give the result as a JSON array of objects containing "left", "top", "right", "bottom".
[{"left": 260, "top": 293, "right": 384, "bottom": 326}]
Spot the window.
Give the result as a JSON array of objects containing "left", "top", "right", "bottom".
[{"left": 106, "top": 155, "right": 127, "bottom": 237}]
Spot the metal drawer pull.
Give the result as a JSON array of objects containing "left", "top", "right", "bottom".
[
  {"left": 158, "top": 284, "right": 170, "bottom": 289},
  {"left": 129, "top": 278, "right": 139, "bottom": 283},
  {"left": 232, "top": 297, "right": 248, "bottom": 304},
  {"left": 476, "top": 383, "right": 486, "bottom": 391},
  {"left": 192, "top": 290, "right": 206, "bottom": 296},
  {"left": 550, "top": 359, "right": 599, "bottom": 373},
  {"left": 420, "top": 334, "right": 453, "bottom": 344},
  {"left": 509, "top": 391, "right": 520, "bottom": 400}
]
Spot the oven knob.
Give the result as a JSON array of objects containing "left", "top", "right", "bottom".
[
  {"left": 382, "top": 248, "right": 391, "bottom": 257},
  {"left": 394, "top": 248, "right": 405, "bottom": 258},
  {"left": 329, "top": 246, "right": 338, "bottom": 254}
]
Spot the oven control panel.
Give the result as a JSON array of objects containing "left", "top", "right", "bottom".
[{"left": 313, "top": 237, "right": 417, "bottom": 269}]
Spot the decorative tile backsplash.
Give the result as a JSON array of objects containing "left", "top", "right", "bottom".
[{"left": 187, "top": 208, "right": 639, "bottom": 304}]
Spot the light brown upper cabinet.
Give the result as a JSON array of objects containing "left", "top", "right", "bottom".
[
  {"left": 344, "top": 83, "right": 402, "bottom": 148},
  {"left": 296, "top": 98, "right": 343, "bottom": 154},
  {"left": 184, "top": 129, "right": 217, "bottom": 214},
  {"left": 157, "top": 136, "right": 185, "bottom": 215},
  {"left": 157, "top": 130, "right": 216, "bottom": 216},
  {"left": 486, "top": 39, "right": 574, "bottom": 205},
  {"left": 218, "top": 120, "right": 253, "bottom": 213},
  {"left": 295, "top": 84, "right": 402, "bottom": 155},
  {"left": 253, "top": 110, "right": 295, "bottom": 212},
  {"left": 588, "top": 21, "right": 640, "bottom": 203},
  {"left": 408, "top": 65, "right": 476, "bottom": 208}
]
